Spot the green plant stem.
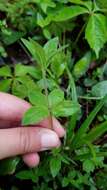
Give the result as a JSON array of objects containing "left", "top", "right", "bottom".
[
  {"left": 86, "top": 141, "right": 96, "bottom": 162},
  {"left": 73, "top": 22, "right": 86, "bottom": 49},
  {"left": 78, "top": 96, "right": 102, "bottom": 100},
  {"left": 19, "top": 41, "right": 34, "bottom": 63},
  {"left": 47, "top": 69, "right": 55, "bottom": 79},
  {"left": 42, "top": 68, "right": 53, "bottom": 129}
]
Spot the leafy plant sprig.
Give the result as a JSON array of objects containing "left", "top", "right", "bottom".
[{"left": 21, "top": 38, "right": 80, "bottom": 128}]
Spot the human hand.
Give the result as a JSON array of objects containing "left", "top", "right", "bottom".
[{"left": 0, "top": 92, "right": 65, "bottom": 167}]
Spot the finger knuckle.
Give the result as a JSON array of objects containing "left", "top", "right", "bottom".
[{"left": 18, "top": 128, "right": 31, "bottom": 154}]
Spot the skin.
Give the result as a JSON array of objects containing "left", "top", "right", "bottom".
[{"left": 0, "top": 92, "right": 65, "bottom": 167}]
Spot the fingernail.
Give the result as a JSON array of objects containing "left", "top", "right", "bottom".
[{"left": 41, "top": 131, "right": 60, "bottom": 150}]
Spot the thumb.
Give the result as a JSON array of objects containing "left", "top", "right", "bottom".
[{"left": 0, "top": 127, "right": 60, "bottom": 159}]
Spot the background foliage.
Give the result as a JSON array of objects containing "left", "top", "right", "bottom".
[{"left": 0, "top": 0, "right": 107, "bottom": 189}]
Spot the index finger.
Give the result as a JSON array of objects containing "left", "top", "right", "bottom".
[{"left": 0, "top": 92, "right": 65, "bottom": 137}]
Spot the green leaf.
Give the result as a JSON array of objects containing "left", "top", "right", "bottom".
[
  {"left": 0, "top": 66, "right": 12, "bottom": 77},
  {"left": 12, "top": 80, "right": 27, "bottom": 98},
  {"left": 0, "top": 157, "right": 20, "bottom": 175},
  {"left": 22, "top": 38, "right": 47, "bottom": 68},
  {"left": 73, "top": 51, "right": 92, "bottom": 79},
  {"left": 51, "top": 52, "right": 66, "bottom": 78},
  {"left": 38, "top": 5, "right": 88, "bottom": 27},
  {"left": 66, "top": 67, "right": 78, "bottom": 136},
  {"left": 44, "top": 37, "right": 59, "bottom": 60},
  {"left": 37, "top": 12, "right": 51, "bottom": 28},
  {"left": 50, "top": 157, "right": 61, "bottom": 177},
  {"left": 15, "top": 64, "right": 30, "bottom": 76},
  {"left": 69, "top": 0, "right": 86, "bottom": 4},
  {"left": 52, "top": 100, "right": 80, "bottom": 117},
  {"left": 84, "top": 120, "right": 107, "bottom": 143},
  {"left": 28, "top": 91, "right": 47, "bottom": 106},
  {"left": 16, "top": 75, "right": 39, "bottom": 93},
  {"left": 0, "top": 1, "right": 7, "bottom": 11},
  {"left": 49, "top": 89, "right": 64, "bottom": 107},
  {"left": 62, "top": 177, "right": 69, "bottom": 187},
  {"left": 69, "top": 0, "right": 92, "bottom": 10},
  {"left": 2, "top": 31, "right": 25, "bottom": 45},
  {"left": 16, "top": 170, "right": 38, "bottom": 183},
  {"left": 85, "top": 14, "right": 107, "bottom": 58},
  {"left": 22, "top": 106, "right": 49, "bottom": 125},
  {"left": 16, "top": 170, "right": 33, "bottom": 180},
  {"left": 96, "top": 170, "right": 107, "bottom": 190},
  {"left": 43, "top": 28, "right": 52, "bottom": 39},
  {"left": 53, "top": 6, "right": 88, "bottom": 22},
  {"left": 96, "top": 0, "right": 107, "bottom": 9},
  {"left": 0, "top": 44, "right": 7, "bottom": 57},
  {"left": 72, "top": 95, "right": 107, "bottom": 148},
  {"left": 37, "top": 78, "right": 57, "bottom": 90},
  {"left": 0, "top": 79, "right": 12, "bottom": 92},
  {"left": 39, "top": 1, "right": 56, "bottom": 13},
  {"left": 91, "top": 81, "right": 107, "bottom": 98},
  {"left": 15, "top": 64, "right": 42, "bottom": 79},
  {"left": 83, "top": 159, "right": 95, "bottom": 173},
  {"left": 47, "top": 44, "right": 69, "bottom": 68}
]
